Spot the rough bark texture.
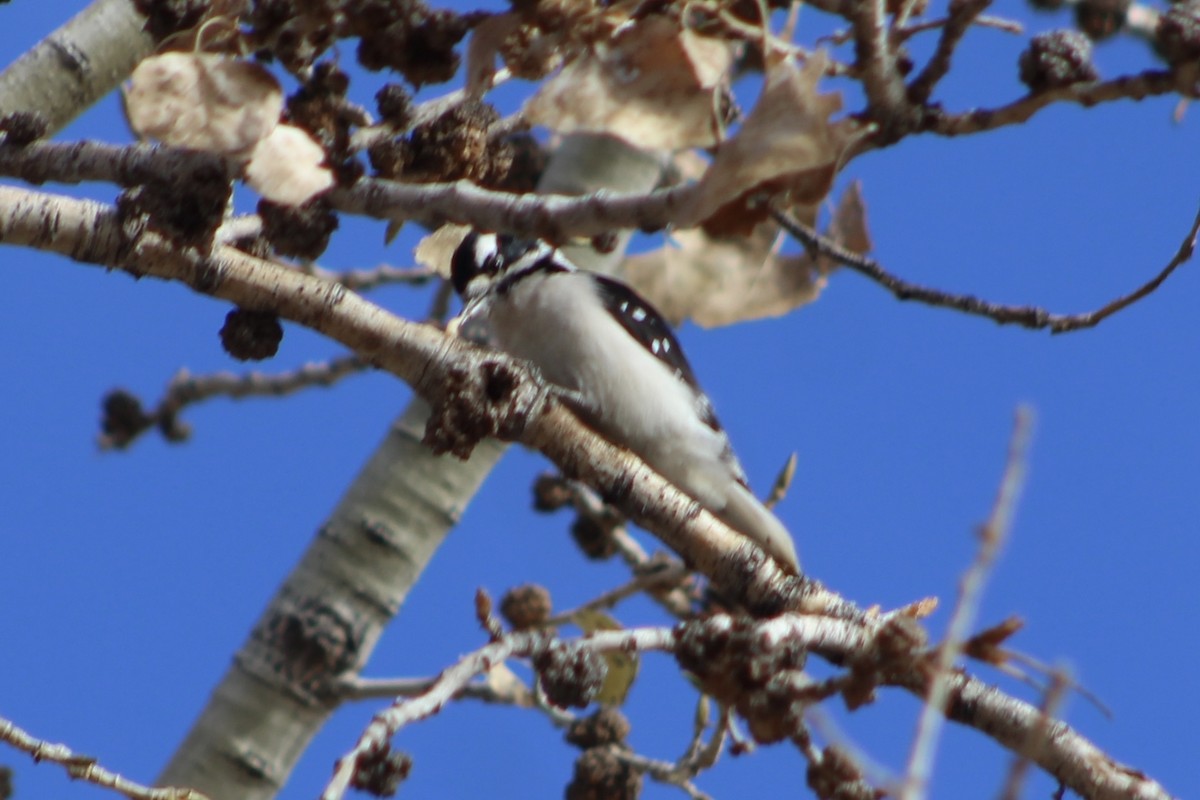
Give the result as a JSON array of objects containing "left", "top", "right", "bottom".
[{"left": 0, "top": 0, "right": 152, "bottom": 134}]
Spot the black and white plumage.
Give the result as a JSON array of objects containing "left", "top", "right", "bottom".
[{"left": 450, "top": 232, "right": 801, "bottom": 574}]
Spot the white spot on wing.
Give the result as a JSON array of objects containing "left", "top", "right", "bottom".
[{"left": 632, "top": 307, "right": 646, "bottom": 321}]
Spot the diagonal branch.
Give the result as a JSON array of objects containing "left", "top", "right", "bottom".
[
  {"left": 0, "top": 182, "right": 834, "bottom": 615},
  {"left": 907, "top": 0, "right": 994, "bottom": 106},
  {"left": 926, "top": 68, "right": 1195, "bottom": 137},
  {"left": 772, "top": 204, "right": 1200, "bottom": 334},
  {"left": 0, "top": 716, "right": 207, "bottom": 800},
  {"left": 0, "top": 0, "right": 153, "bottom": 135},
  {"left": 900, "top": 407, "right": 1034, "bottom": 800},
  {"left": 846, "top": 0, "right": 909, "bottom": 120},
  {"left": 100, "top": 355, "right": 370, "bottom": 450}
]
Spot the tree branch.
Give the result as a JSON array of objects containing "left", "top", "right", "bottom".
[
  {"left": 0, "top": 0, "right": 153, "bottom": 135},
  {"left": 901, "top": 407, "right": 1034, "bottom": 800},
  {"left": 907, "top": 0, "right": 994, "bottom": 106},
  {"left": 0, "top": 716, "right": 207, "bottom": 800},
  {"left": 772, "top": 204, "right": 1200, "bottom": 334},
  {"left": 927, "top": 68, "right": 1197, "bottom": 137},
  {"left": 0, "top": 182, "right": 834, "bottom": 613},
  {"left": 0, "top": 184, "right": 1175, "bottom": 800},
  {"left": 99, "top": 355, "right": 370, "bottom": 449},
  {"left": 0, "top": 139, "right": 690, "bottom": 240},
  {"left": 846, "top": 0, "right": 908, "bottom": 120}
]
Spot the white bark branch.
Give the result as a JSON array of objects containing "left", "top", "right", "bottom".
[
  {"left": 0, "top": 716, "right": 208, "bottom": 800},
  {"left": 0, "top": 183, "right": 1174, "bottom": 800},
  {"left": 0, "top": 0, "right": 152, "bottom": 134}
]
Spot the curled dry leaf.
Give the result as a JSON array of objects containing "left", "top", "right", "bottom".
[
  {"left": 524, "top": 17, "right": 732, "bottom": 150},
  {"left": 127, "top": 53, "right": 330, "bottom": 206},
  {"left": 621, "top": 224, "right": 823, "bottom": 328},
  {"left": 963, "top": 616, "right": 1024, "bottom": 665},
  {"left": 822, "top": 181, "right": 871, "bottom": 259},
  {"left": 244, "top": 124, "right": 334, "bottom": 206},
  {"left": 125, "top": 53, "right": 283, "bottom": 157},
  {"left": 151, "top": 4, "right": 245, "bottom": 54},
  {"left": 678, "top": 53, "right": 862, "bottom": 236},
  {"left": 465, "top": 13, "right": 522, "bottom": 97},
  {"left": 621, "top": 183, "right": 871, "bottom": 328}
]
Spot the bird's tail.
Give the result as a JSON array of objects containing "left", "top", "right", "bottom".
[{"left": 717, "top": 483, "right": 801, "bottom": 575}]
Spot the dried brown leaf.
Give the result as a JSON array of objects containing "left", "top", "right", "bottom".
[
  {"left": 245, "top": 124, "right": 333, "bottom": 205},
  {"left": 125, "top": 53, "right": 283, "bottom": 156},
  {"left": 524, "top": 17, "right": 732, "bottom": 149},
  {"left": 825, "top": 180, "right": 872, "bottom": 257},
  {"left": 620, "top": 224, "right": 825, "bottom": 328},
  {"left": 678, "top": 54, "right": 857, "bottom": 235},
  {"left": 622, "top": 183, "right": 871, "bottom": 328},
  {"left": 415, "top": 224, "right": 472, "bottom": 278},
  {"left": 963, "top": 617, "right": 1024, "bottom": 665}
]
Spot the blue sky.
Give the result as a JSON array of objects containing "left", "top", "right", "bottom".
[{"left": 1, "top": 3, "right": 1197, "bottom": 799}]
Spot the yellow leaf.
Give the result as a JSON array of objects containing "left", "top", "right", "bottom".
[{"left": 572, "top": 610, "right": 639, "bottom": 706}]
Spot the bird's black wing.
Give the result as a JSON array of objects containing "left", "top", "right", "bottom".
[
  {"left": 593, "top": 275, "right": 741, "bottom": 475},
  {"left": 592, "top": 276, "right": 698, "bottom": 387}
]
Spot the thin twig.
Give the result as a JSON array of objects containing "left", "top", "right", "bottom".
[
  {"left": 165, "top": 355, "right": 368, "bottom": 405},
  {"left": 688, "top": 706, "right": 730, "bottom": 773},
  {"left": 847, "top": 0, "right": 907, "bottom": 115},
  {"left": 805, "top": 706, "right": 898, "bottom": 790},
  {"left": 1003, "top": 650, "right": 1113, "bottom": 719},
  {"left": 928, "top": 68, "right": 1193, "bottom": 137},
  {"left": 554, "top": 478, "right": 697, "bottom": 618},
  {"left": 339, "top": 671, "right": 537, "bottom": 707},
  {"left": 339, "top": 676, "right": 439, "bottom": 700},
  {"left": 0, "top": 716, "right": 209, "bottom": 800},
  {"left": 907, "top": 0, "right": 994, "bottom": 106},
  {"left": 900, "top": 407, "right": 1035, "bottom": 800},
  {"left": 891, "top": 0, "right": 924, "bottom": 32},
  {"left": 772, "top": 204, "right": 1200, "bottom": 334},
  {"left": 614, "top": 749, "right": 714, "bottom": 800},
  {"left": 321, "top": 627, "right": 678, "bottom": 800},
  {"left": 297, "top": 261, "right": 439, "bottom": 292},
  {"left": 820, "top": 13, "right": 1023, "bottom": 47},
  {"left": 100, "top": 355, "right": 369, "bottom": 450},
  {"left": 531, "top": 678, "right": 580, "bottom": 727},
  {"left": 545, "top": 564, "right": 693, "bottom": 627},
  {"left": 902, "top": 13, "right": 1021, "bottom": 38},
  {"left": 679, "top": 696, "right": 712, "bottom": 766}
]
